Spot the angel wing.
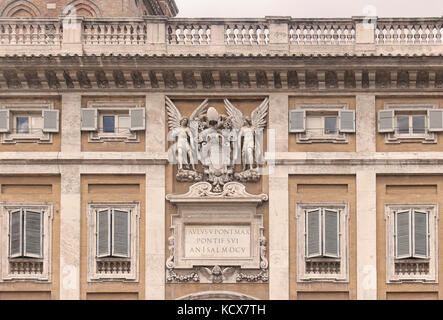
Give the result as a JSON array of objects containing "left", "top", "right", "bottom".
[
  {"left": 221, "top": 267, "right": 235, "bottom": 280},
  {"left": 165, "top": 96, "right": 182, "bottom": 130},
  {"left": 190, "top": 98, "right": 209, "bottom": 121},
  {"left": 200, "top": 267, "right": 213, "bottom": 280},
  {"left": 224, "top": 98, "right": 244, "bottom": 130},
  {"left": 251, "top": 97, "right": 269, "bottom": 130}
]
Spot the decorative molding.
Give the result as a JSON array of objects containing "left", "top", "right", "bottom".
[
  {"left": 383, "top": 102, "right": 438, "bottom": 144},
  {"left": 296, "top": 202, "right": 349, "bottom": 282},
  {"left": 0, "top": 203, "right": 53, "bottom": 282},
  {"left": 85, "top": 102, "right": 141, "bottom": 143},
  {"left": 0, "top": 102, "right": 54, "bottom": 144},
  {"left": 86, "top": 202, "right": 140, "bottom": 282},
  {"left": 166, "top": 182, "right": 268, "bottom": 284},
  {"left": 177, "top": 291, "right": 259, "bottom": 300},
  {"left": 295, "top": 103, "right": 350, "bottom": 144},
  {"left": 166, "top": 182, "right": 268, "bottom": 204},
  {"left": 384, "top": 203, "right": 439, "bottom": 283},
  {"left": 2, "top": 57, "right": 443, "bottom": 92}
]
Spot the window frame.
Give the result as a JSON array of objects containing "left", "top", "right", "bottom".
[
  {"left": 382, "top": 103, "right": 438, "bottom": 144},
  {"left": 305, "top": 208, "right": 341, "bottom": 259},
  {"left": 95, "top": 208, "right": 131, "bottom": 259},
  {"left": 87, "top": 202, "right": 140, "bottom": 282},
  {"left": 0, "top": 203, "right": 53, "bottom": 282},
  {"left": 0, "top": 103, "right": 54, "bottom": 144},
  {"left": 296, "top": 202, "right": 349, "bottom": 282},
  {"left": 385, "top": 204, "right": 438, "bottom": 283},
  {"left": 86, "top": 102, "right": 142, "bottom": 143},
  {"left": 295, "top": 103, "right": 351, "bottom": 144}
]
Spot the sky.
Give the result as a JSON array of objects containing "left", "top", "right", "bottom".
[{"left": 175, "top": 0, "right": 443, "bottom": 18}]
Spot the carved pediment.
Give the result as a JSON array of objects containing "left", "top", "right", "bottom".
[{"left": 166, "top": 182, "right": 268, "bottom": 204}]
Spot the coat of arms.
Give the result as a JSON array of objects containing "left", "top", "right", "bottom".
[{"left": 166, "top": 97, "right": 269, "bottom": 192}]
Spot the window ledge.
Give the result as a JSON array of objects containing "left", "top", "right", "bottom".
[
  {"left": 385, "top": 132, "right": 437, "bottom": 144},
  {"left": 297, "top": 133, "right": 349, "bottom": 144},
  {"left": 88, "top": 131, "right": 139, "bottom": 143}
]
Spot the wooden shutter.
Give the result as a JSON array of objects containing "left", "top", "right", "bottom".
[
  {"left": 9, "top": 210, "right": 22, "bottom": 258},
  {"left": 42, "top": 109, "right": 60, "bottom": 133},
  {"left": 378, "top": 110, "right": 395, "bottom": 133},
  {"left": 306, "top": 209, "right": 322, "bottom": 258},
  {"left": 413, "top": 210, "right": 429, "bottom": 258},
  {"left": 97, "top": 209, "right": 111, "bottom": 258},
  {"left": 289, "top": 110, "right": 306, "bottom": 133},
  {"left": 339, "top": 110, "right": 356, "bottom": 133},
  {"left": 323, "top": 209, "right": 340, "bottom": 258},
  {"left": 81, "top": 108, "right": 98, "bottom": 131},
  {"left": 395, "top": 210, "right": 412, "bottom": 259},
  {"left": 112, "top": 209, "right": 130, "bottom": 258},
  {"left": 0, "top": 109, "right": 10, "bottom": 133},
  {"left": 129, "top": 108, "right": 146, "bottom": 131},
  {"left": 24, "top": 210, "right": 43, "bottom": 258},
  {"left": 427, "top": 109, "right": 443, "bottom": 132}
]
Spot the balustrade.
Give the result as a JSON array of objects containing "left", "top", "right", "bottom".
[
  {"left": 0, "top": 20, "right": 62, "bottom": 46},
  {"left": 168, "top": 24, "right": 211, "bottom": 45},
  {"left": 0, "top": 17, "right": 442, "bottom": 56},
  {"left": 83, "top": 21, "right": 147, "bottom": 45},
  {"left": 289, "top": 22, "right": 355, "bottom": 45},
  {"left": 225, "top": 24, "right": 270, "bottom": 45},
  {"left": 376, "top": 21, "right": 443, "bottom": 45}
]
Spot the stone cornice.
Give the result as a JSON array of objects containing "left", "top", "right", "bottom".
[{"left": 0, "top": 55, "right": 443, "bottom": 92}]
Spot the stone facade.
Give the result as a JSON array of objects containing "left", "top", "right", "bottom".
[
  {"left": 1, "top": 0, "right": 443, "bottom": 300},
  {"left": 0, "top": 0, "right": 178, "bottom": 18}
]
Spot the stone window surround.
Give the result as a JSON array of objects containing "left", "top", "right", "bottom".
[
  {"left": 296, "top": 202, "right": 349, "bottom": 282},
  {"left": 86, "top": 101, "right": 141, "bottom": 143},
  {"left": 295, "top": 103, "right": 350, "bottom": 144},
  {"left": 383, "top": 102, "right": 438, "bottom": 144},
  {"left": 385, "top": 203, "right": 438, "bottom": 283},
  {"left": 86, "top": 201, "right": 140, "bottom": 282},
  {"left": 0, "top": 102, "right": 54, "bottom": 144},
  {"left": 0, "top": 203, "right": 53, "bottom": 282}
]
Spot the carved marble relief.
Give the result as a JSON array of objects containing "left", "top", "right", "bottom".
[
  {"left": 166, "top": 97, "right": 269, "bottom": 192},
  {"left": 166, "top": 182, "right": 268, "bottom": 284}
]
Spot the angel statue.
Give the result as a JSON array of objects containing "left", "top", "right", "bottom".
[
  {"left": 224, "top": 98, "right": 269, "bottom": 171},
  {"left": 166, "top": 97, "right": 209, "bottom": 171}
]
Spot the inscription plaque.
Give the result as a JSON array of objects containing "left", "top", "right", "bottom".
[{"left": 185, "top": 225, "right": 251, "bottom": 259}]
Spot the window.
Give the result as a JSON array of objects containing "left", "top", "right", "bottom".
[
  {"left": 385, "top": 204, "right": 438, "bottom": 283},
  {"left": 305, "top": 208, "right": 340, "bottom": 259},
  {"left": 81, "top": 102, "right": 145, "bottom": 143},
  {"left": 101, "top": 114, "right": 131, "bottom": 135},
  {"left": 103, "top": 116, "right": 115, "bottom": 133},
  {"left": 296, "top": 203, "right": 349, "bottom": 282},
  {"left": 395, "top": 210, "right": 428, "bottom": 259},
  {"left": 378, "top": 103, "right": 441, "bottom": 144},
  {"left": 96, "top": 208, "right": 130, "bottom": 258},
  {"left": 87, "top": 202, "right": 140, "bottom": 282},
  {"left": 289, "top": 103, "right": 355, "bottom": 144},
  {"left": 0, "top": 204, "right": 53, "bottom": 282},
  {"left": 306, "top": 116, "right": 339, "bottom": 138},
  {"left": 16, "top": 117, "right": 30, "bottom": 134},
  {"left": 9, "top": 209, "right": 43, "bottom": 259},
  {"left": 0, "top": 103, "right": 59, "bottom": 144}
]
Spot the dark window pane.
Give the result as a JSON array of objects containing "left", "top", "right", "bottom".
[
  {"left": 413, "top": 116, "right": 426, "bottom": 134},
  {"left": 16, "top": 117, "right": 29, "bottom": 134},
  {"left": 324, "top": 117, "right": 337, "bottom": 135},
  {"left": 397, "top": 116, "right": 409, "bottom": 134},
  {"left": 103, "top": 116, "right": 115, "bottom": 133}
]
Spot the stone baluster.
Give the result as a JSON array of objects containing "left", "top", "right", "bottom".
[
  {"left": 23, "top": 23, "right": 30, "bottom": 44},
  {"left": 205, "top": 25, "right": 211, "bottom": 44},
  {"left": 17, "top": 24, "right": 24, "bottom": 44},
  {"left": 10, "top": 24, "right": 16, "bottom": 45},
  {"left": 31, "top": 23, "right": 37, "bottom": 44}
]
